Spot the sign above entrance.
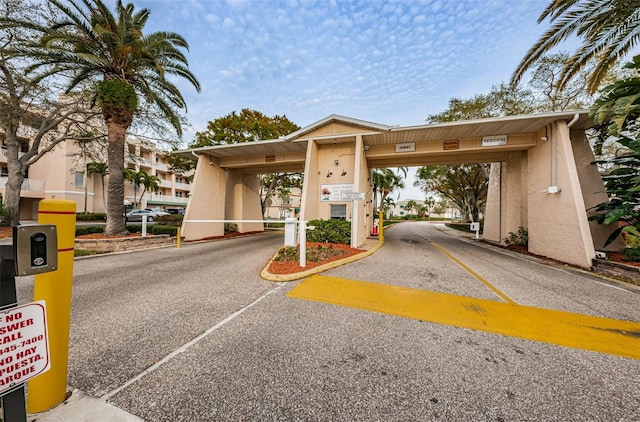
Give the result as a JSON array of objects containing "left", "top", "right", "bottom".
[
  {"left": 0, "top": 301, "right": 50, "bottom": 396},
  {"left": 341, "top": 192, "right": 365, "bottom": 201},
  {"left": 395, "top": 143, "right": 415, "bottom": 153},
  {"left": 320, "top": 184, "right": 354, "bottom": 202},
  {"left": 265, "top": 154, "right": 276, "bottom": 162},
  {"left": 443, "top": 139, "right": 459, "bottom": 150},
  {"left": 482, "top": 135, "right": 508, "bottom": 147}
]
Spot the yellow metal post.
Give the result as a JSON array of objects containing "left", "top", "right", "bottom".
[
  {"left": 379, "top": 209, "right": 384, "bottom": 242},
  {"left": 177, "top": 227, "right": 181, "bottom": 249},
  {"left": 27, "top": 200, "right": 76, "bottom": 413}
]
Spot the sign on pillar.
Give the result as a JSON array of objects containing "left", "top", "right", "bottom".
[{"left": 0, "top": 301, "right": 50, "bottom": 396}]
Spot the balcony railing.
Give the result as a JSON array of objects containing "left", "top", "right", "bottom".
[
  {"left": 175, "top": 182, "right": 191, "bottom": 191},
  {"left": 0, "top": 177, "right": 45, "bottom": 191},
  {"left": 155, "top": 162, "right": 169, "bottom": 171},
  {"left": 158, "top": 179, "right": 172, "bottom": 188},
  {"left": 144, "top": 193, "right": 188, "bottom": 205}
]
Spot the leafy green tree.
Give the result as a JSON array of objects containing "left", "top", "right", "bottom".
[
  {"left": 87, "top": 161, "right": 109, "bottom": 210},
  {"left": 260, "top": 173, "right": 302, "bottom": 217},
  {"left": 589, "top": 55, "right": 640, "bottom": 249},
  {"left": 191, "top": 109, "right": 299, "bottom": 147},
  {"left": 512, "top": 0, "right": 640, "bottom": 93},
  {"left": 2, "top": 0, "right": 201, "bottom": 234},
  {"left": 0, "top": 0, "right": 105, "bottom": 223},
  {"left": 427, "top": 83, "right": 535, "bottom": 123},
  {"left": 193, "top": 109, "right": 302, "bottom": 217},
  {"left": 414, "top": 165, "right": 489, "bottom": 222}
]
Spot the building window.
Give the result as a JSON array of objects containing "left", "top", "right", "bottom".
[
  {"left": 0, "top": 167, "right": 7, "bottom": 176},
  {"left": 330, "top": 204, "right": 347, "bottom": 220},
  {"left": 75, "top": 171, "right": 85, "bottom": 188}
]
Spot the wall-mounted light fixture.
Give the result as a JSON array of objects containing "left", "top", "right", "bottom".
[
  {"left": 326, "top": 171, "right": 332, "bottom": 178},
  {"left": 341, "top": 170, "right": 347, "bottom": 176},
  {"left": 363, "top": 145, "right": 370, "bottom": 151},
  {"left": 334, "top": 159, "right": 339, "bottom": 166}
]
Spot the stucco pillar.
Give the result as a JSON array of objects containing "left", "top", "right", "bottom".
[
  {"left": 300, "top": 140, "right": 319, "bottom": 222},
  {"left": 225, "top": 169, "right": 264, "bottom": 233},
  {"left": 181, "top": 155, "right": 226, "bottom": 240},
  {"left": 527, "top": 121, "right": 595, "bottom": 268},
  {"left": 483, "top": 153, "right": 527, "bottom": 244},
  {"left": 483, "top": 163, "right": 502, "bottom": 243},
  {"left": 352, "top": 134, "right": 369, "bottom": 247},
  {"left": 570, "top": 129, "right": 625, "bottom": 251}
]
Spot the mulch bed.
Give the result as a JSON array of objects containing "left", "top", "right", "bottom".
[{"left": 268, "top": 242, "right": 365, "bottom": 274}]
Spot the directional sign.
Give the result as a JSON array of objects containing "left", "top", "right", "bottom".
[
  {"left": 341, "top": 192, "right": 365, "bottom": 201},
  {"left": 0, "top": 301, "right": 50, "bottom": 396}
]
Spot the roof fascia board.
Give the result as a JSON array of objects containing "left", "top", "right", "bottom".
[
  {"left": 291, "top": 131, "right": 383, "bottom": 143},
  {"left": 389, "top": 110, "right": 591, "bottom": 132},
  {"left": 285, "top": 114, "right": 391, "bottom": 141}
]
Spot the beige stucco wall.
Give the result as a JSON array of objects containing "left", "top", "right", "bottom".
[
  {"left": 29, "top": 140, "right": 95, "bottom": 213},
  {"left": 483, "top": 163, "right": 502, "bottom": 242},
  {"left": 527, "top": 122, "right": 595, "bottom": 267},
  {"left": 299, "top": 140, "right": 319, "bottom": 222},
  {"left": 182, "top": 155, "right": 226, "bottom": 239}
]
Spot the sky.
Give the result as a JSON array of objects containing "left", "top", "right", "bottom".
[{"left": 131, "top": 0, "right": 559, "bottom": 200}]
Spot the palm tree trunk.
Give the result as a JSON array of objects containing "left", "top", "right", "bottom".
[{"left": 104, "top": 122, "right": 128, "bottom": 235}]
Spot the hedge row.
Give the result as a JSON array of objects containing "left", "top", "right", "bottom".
[
  {"left": 76, "top": 212, "right": 106, "bottom": 221},
  {"left": 306, "top": 219, "right": 351, "bottom": 245},
  {"left": 75, "top": 225, "right": 179, "bottom": 236}
]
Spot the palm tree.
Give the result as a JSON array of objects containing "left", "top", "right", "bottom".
[
  {"left": 3, "top": 0, "right": 200, "bottom": 234},
  {"left": 381, "top": 196, "right": 395, "bottom": 218},
  {"left": 372, "top": 168, "right": 405, "bottom": 211},
  {"left": 124, "top": 168, "right": 144, "bottom": 208},
  {"left": 405, "top": 200, "right": 418, "bottom": 218},
  {"left": 512, "top": 0, "right": 640, "bottom": 93},
  {"left": 87, "top": 161, "right": 109, "bottom": 211},
  {"left": 138, "top": 171, "right": 160, "bottom": 207}
]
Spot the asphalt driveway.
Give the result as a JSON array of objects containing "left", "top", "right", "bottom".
[{"left": 18, "top": 223, "right": 640, "bottom": 421}]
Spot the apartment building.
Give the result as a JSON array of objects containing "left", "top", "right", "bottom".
[{"left": 0, "top": 132, "right": 191, "bottom": 218}]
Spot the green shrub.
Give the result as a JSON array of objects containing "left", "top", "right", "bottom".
[
  {"left": 307, "top": 219, "right": 351, "bottom": 244},
  {"left": 155, "top": 214, "right": 183, "bottom": 226},
  {"left": 152, "top": 225, "right": 178, "bottom": 236},
  {"left": 127, "top": 224, "right": 142, "bottom": 233},
  {"left": 623, "top": 247, "right": 640, "bottom": 262},
  {"left": 75, "top": 225, "right": 104, "bottom": 236},
  {"left": 224, "top": 223, "right": 238, "bottom": 233},
  {"left": 0, "top": 206, "right": 11, "bottom": 227},
  {"left": 273, "top": 246, "right": 299, "bottom": 262},
  {"left": 626, "top": 233, "right": 640, "bottom": 248},
  {"left": 76, "top": 212, "right": 106, "bottom": 221},
  {"left": 504, "top": 227, "right": 529, "bottom": 247}
]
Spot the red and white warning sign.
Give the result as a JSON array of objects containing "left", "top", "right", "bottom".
[{"left": 0, "top": 301, "right": 50, "bottom": 396}]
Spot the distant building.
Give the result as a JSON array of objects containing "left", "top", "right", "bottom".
[{"left": 0, "top": 127, "right": 191, "bottom": 218}]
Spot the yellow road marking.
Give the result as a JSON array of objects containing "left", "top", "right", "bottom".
[
  {"left": 287, "top": 275, "right": 640, "bottom": 360},
  {"left": 431, "top": 241, "right": 515, "bottom": 304}
]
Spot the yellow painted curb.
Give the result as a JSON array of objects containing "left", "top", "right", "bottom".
[{"left": 261, "top": 241, "right": 384, "bottom": 282}]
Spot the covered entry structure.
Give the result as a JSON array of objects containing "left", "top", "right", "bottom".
[{"left": 178, "top": 111, "right": 617, "bottom": 268}]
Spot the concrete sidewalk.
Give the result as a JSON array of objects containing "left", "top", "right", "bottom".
[{"left": 27, "top": 389, "right": 142, "bottom": 422}]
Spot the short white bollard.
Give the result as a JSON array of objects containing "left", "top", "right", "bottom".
[{"left": 142, "top": 215, "right": 148, "bottom": 237}]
